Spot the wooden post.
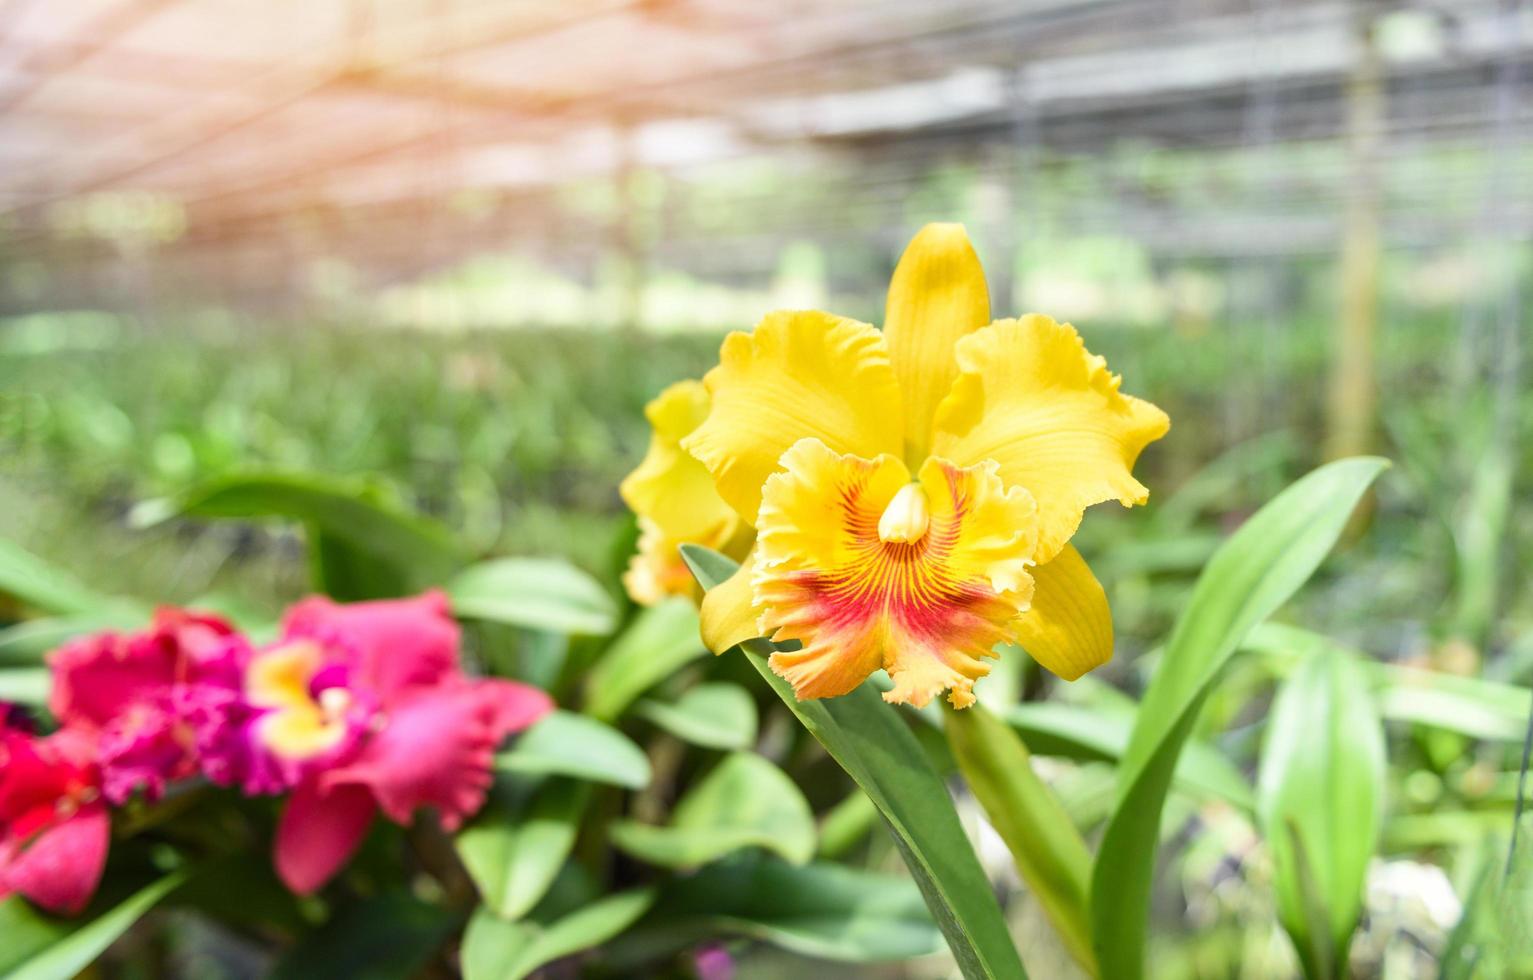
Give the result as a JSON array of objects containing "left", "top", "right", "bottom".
[{"left": 1325, "top": 2, "right": 1385, "bottom": 461}]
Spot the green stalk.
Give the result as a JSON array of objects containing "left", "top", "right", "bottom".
[{"left": 945, "top": 702, "right": 1098, "bottom": 977}]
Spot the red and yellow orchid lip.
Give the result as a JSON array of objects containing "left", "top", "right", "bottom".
[
  {"left": 753, "top": 438, "right": 1037, "bottom": 709},
  {"left": 631, "top": 223, "right": 1169, "bottom": 707}
]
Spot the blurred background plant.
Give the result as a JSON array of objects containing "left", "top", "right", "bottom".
[{"left": 0, "top": 0, "right": 1530, "bottom": 977}]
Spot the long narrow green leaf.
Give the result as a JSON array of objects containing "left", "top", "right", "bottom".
[
  {"left": 682, "top": 544, "right": 1026, "bottom": 980},
  {"left": 1257, "top": 650, "right": 1385, "bottom": 979},
  {"left": 0, "top": 871, "right": 188, "bottom": 980},
  {"left": 0, "top": 538, "right": 140, "bottom": 618},
  {"left": 946, "top": 703, "right": 1096, "bottom": 975},
  {"left": 1090, "top": 457, "right": 1388, "bottom": 980}
]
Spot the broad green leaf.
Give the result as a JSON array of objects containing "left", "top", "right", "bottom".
[
  {"left": 1090, "top": 457, "right": 1388, "bottom": 980},
  {"left": 0, "top": 667, "right": 50, "bottom": 706},
  {"left": 636, "top": 682, "right": 757, "bottom": 750},
  {"left": 946, "top": 703, "right": 1095, "bottom": 974},
  {"left": 1007, "top": 702, "right": 1253, "bottom": 811},
  {"left": 610, "top": 751, "right": 814, "bottom": 868},
  {"left": 496, "top": 710, "right": 650, "bottom": 789},
  {"left": 270, "top": 890, "right": 458, "bottom": 980},
  {"left": 448, "top": 558, "right": 618, "bottom": 636},
  {"left": 619, "top": 857, "right": 945, "bottom": 963},
  {"left": 1257, "top": 650, "right": 1385, "bottom": 979},
  {"left": 461, "top": 888, "right": 656, "bottom": 980},
  {"left": 0, "top": 538, "right": 139, "bottom": 618},
  {"left": 0, "top": 871, "right": 187, "bottom": 980},
  {"left": 680, "top": 544, "right": 1027, "bottom": 980},
  {"left": 582, "top": 598, "right": 706, "bottom": 721},
  {"left": 138, "top": 472, "right": 466, "bottom": 597},
  {"left": 456, "top": 775, "right": 590, "bottom": 920}
]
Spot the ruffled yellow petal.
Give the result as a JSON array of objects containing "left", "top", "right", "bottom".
[
  {"left": 753, "top": 438, "right": 1037, "bottom": 709},
  {"left": 682, "top": 310, "right": 904, "bottom": 525},
  {"left": 932, "top": 315, "right": 1170, "bottom": 563},
  {"left": 883, "top": 223, "right": 991, "bottom": 461},
  {"left": 1010, "top": 544, "right": 1113, "bottom": 680},
  {"left": 623, "top": 517, "right": 703, "bottom": 606},
  {"left": 620, "top": 380, "right": 739, "bottom": 547},
  {"left": 699, "top": 547, "right": 764, "bottom": 654}
]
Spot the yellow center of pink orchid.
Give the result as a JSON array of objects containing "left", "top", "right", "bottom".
[{"left": 246, "top": 642, "right": 352, "bottom": 761}]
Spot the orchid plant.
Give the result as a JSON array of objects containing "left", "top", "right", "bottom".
[{"left": 0, "top": 226, "right": 1523, "bottom": 980}]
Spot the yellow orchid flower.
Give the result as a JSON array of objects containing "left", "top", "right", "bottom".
[
  {"left": 682, "top": 224, "right": 1170, "bottom": 709},
  {"left": 620, "top": 380, "right": 749, "bottom": 604}
]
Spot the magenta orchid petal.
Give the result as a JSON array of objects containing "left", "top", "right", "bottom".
[
  {"left": 274, "top": 779, "right": 378, "bottom": 896},
  {"left": 282, "top": 591, "right": 461, "bottom": 701},
  {"left": 0, "top": 802, "right": 109, "bottom": 915},
  {"left": 322, "top": 679, "right": 549, "bottom": 832}
]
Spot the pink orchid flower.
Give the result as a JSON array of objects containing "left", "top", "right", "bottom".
[
  {"left": 0, "top": 718, "right": 109, "bottom": 915},
  {"left": 48, "top": 608, "right": 249, "bottom": 804},
  {"left": 198, "top": 591, "right": 552, "bottom": 894}
]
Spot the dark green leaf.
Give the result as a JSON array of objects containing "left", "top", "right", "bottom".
[
  {"left": 1090, "top": 457, "right": 1388, "bottom": 980},
  {"left": 622, "top": 857, "right": 945, "bottom": 963},
  {"left": 138, "top": 472, "right": 466, "bottom": 597},
  {"left": 495, "top": 710, "right": 650, "bottom": 789},
  {"left": 448, "top": 558, "right": 618, "bottom": 636},
  {"left": 269, "top": 890, "right": 458, "bottom": 980},
  {"left": 680, "top": 544, "right": 1027, "bottom": 980}
]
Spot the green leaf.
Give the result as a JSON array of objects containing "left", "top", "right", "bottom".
[
  {"left": 635, "top": 682, "right": 757, "bottom": 750},
  {"left": 1006, "top": 702, "right": 1253, "bottom": 811},
  {"left": 0, "top": 667, "right": 50, "bottom": 706},
  {"left": 610, "top": 751, "right": 814, "bottom": 868},
  {"left": 582, "top": 598, "right": 706, "bottom": 722},
  {"left": 495, "top": 710, "right": 650, "bottom": 789},
  {"left": 0, "top": 871, "right": 188, "bottom": 980},
  {"left": 680, "top": 544, "right": 1027, "bottom": 980},
  {"left": 0, "top": 612, "right": 165, "bottom": 667},
  {"left": 622, "top": 857, "right": 945, "bottom": 963},
  {"left": 1090, "top": 457, "right": 1388, "bottom": 980},
  {"left": 270, "top": 890, "right": 458, "bottom": 980},
  {"left": 456, "top": 776, "right": 591, "bottom": 920},
  {"left": 0, "top": 537, "right": 139, "bottom": 618},
  {"left": 448, "top": 558, "right": 618, "bottom": 636},
  {"left": 138, "top": 472, "right": 466, "bottom": 598},
  {"left": 1245, "top": 622, "right": 1532, "bottom": 742},
  {"left": 946, "top": 703, "right": 1095, "bottom": 974},
  {"left": 461, "top": 888, "right": 656, "bottom": 980},
  {"left": 1257, "top": 650, "right": 1385, "bottom": 980}
]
